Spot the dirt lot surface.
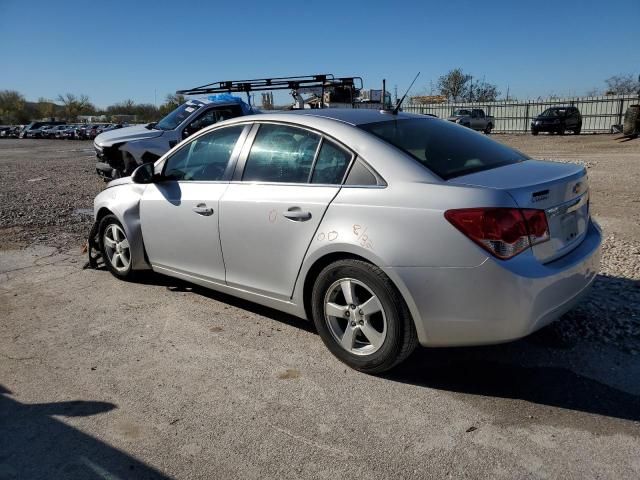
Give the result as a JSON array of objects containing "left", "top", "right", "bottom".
[{"left": 1, "top": 135, "right": 639, "bottom": 479}]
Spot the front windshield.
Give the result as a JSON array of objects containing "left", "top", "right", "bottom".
[
  {"left": 360, "top": 118, "right": 527, "bottom": 180},
  {"left": 453, "top": 109, "right": 472, "bottom": 116},
  {"left": 541, "top": 108, "right": 567, "bottom": 117},
  {"left": 156, "top": 102, "right": 202, "bottom": 130}
]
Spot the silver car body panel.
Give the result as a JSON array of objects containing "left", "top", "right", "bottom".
[{"left": 93, "top": 109, "right": 602, "bottom": 347}]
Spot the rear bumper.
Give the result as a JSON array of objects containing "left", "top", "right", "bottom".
[
  {"left": 531, "top": 123, "right": 562, "bottom": 132},
  {"left": 386, "top": 220, "right": 602, "bottom": 347}
]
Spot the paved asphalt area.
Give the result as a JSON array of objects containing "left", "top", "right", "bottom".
[{"left": 1, "top": 246, "right": 639, "bottom": 479}]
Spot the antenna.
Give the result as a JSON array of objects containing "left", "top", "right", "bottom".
[{"left": 391, "top": 72, "right": 420, "bottom": 115}]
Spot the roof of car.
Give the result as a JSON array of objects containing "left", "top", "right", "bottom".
[{"left": 268, "top": 108, "right": 428, "bottom": 126}]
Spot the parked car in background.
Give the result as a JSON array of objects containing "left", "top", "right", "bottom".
[
  {"left": 26, "top": 125, "right": 53, "bottom": 138},
  {"left": 1, "top": 126, "right": 21, "bottom": 138},
  {"left": 19, "top": 121, "right": 65, "bottom": 138},
  {"left": 447, "top": 108, "right": 494, "bottom": 134},
  {"left": 46, "top": 125, "right": 69, "bottom": 138},
  {"left": 92, "top": 109, "right": 601, "bottom": 373},
  {"left": 97, "top": 124, "right": 124, "bottom": 135},
  {"left": 0, "top": 126, "right": 11, "bottom": 137},
  {"left": 61, "top": 124, "right": 81, "bottom": 139},
  {"left": 94, "top": 96, "right": 253, "bottom": 179},
  {"left": 531, "top": 106, "right": 582, "bottom": 135}
]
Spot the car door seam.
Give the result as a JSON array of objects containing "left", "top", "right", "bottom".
[{"left": 288, "top": 187, "right": 343, "bottom": 301}]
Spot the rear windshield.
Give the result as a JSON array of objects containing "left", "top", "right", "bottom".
[{"left": 359, "top": 118, "right": 527, "bottom": 180}]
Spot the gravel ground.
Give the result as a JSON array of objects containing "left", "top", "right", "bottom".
[{"left": 1, "top": 135, "right": 639, "bottom": 479}]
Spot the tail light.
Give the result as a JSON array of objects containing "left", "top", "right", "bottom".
[{"left": 444, "top": 208, "right": 550, "bottom": 260}]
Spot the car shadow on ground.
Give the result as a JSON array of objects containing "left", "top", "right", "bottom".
[
  {"left": 385, "top": 343, "right": 640, "bottom": 426},
  {"left": 0, "top": 385, "right": 171, "bottom": 479},
  {"left": 106, "top": 269, "right": 640, "bottom": 425}
]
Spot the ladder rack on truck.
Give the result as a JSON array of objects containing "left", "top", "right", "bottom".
[{"left": 176, "top": 74, "right": 363, "bottom": 107}]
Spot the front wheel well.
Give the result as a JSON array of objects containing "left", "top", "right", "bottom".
[{"left": 95, "top": 207, "right": 113, "bottom": 224}]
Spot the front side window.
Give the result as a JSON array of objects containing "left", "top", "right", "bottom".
[
  {"left": 163, "top": 125, "right": 244, "bottom": 181},
  {"left": 243, "top": 124, "right": 320, "bottom": 183},
  {"left": 360, "top": 118, "right": 527, "bottom": 180},
  {"left": 184, "top": 106, "right": 243, "bottom": 137}
]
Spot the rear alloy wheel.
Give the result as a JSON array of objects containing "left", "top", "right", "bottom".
[
  {"left": 311, "top": 259, "right": 418, "bottom": 374},
  {"left": 99, "top": 215, "right": 134, "bottom": 279}
]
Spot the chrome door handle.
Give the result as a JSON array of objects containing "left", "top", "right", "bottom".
[
  {"left": 283, "top": 207, "right": 312, "bottom": 221},
  {"left": 192, "top": 204, "right": 214, "bottom": 216}
]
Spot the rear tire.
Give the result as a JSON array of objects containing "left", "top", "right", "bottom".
[
  {"left": 484, "top": 123, "right": 493, "bottom": 134},
  {"left": 574, "top": 124, "right": 582, "bottom": 135},
  {"left": 98, "top": 215, "right": 135, "bottom": 280},
  {"left": 557, "top": 124, "right": 565, "bottom": 135},
  {"left": 311, "top": 259, "right": 418, "bottom": 374}
]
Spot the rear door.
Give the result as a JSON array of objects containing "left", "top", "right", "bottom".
[
  {"left": 471, "top": 110, "right": 485, "bottom": 130},
  {"left": 219, "top": 123, "right": 353, "bottom": 299},
  {"left": 140, "top": 124, "right": 248, "bottom": 281}
]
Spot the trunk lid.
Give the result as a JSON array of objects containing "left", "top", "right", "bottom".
[{"left": 449, "top": 159, "right": 590, "bottom": 263}]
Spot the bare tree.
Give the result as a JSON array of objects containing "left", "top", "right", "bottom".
[
  {"left": 604, "top": 74, "right": 640, "bottom": 95},
  {"left": 56, "top": 93, "right": 93, "bottom": 120},
  {"left": 0, "top": 90, "right": 26, "bottom": 123},
  {"left": 437, "top": 68, "right": 471, "bottom": 101},
  {"left": 472, "top": 80, "right": 500, "bottom": 102}
]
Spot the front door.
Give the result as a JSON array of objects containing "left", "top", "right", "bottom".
[
  {"left": 219, "top": 123, "right": 353, "bottom": 299},
  {"left": 140, "top": 125, "right": 247, "bottom": 282}
]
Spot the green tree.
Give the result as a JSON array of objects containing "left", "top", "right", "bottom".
[
  {"left": 0, "top": 90, "right": 26, "bottom": 123},
  {"left": 37, "top": 97, "right": 58, "bottom": 119},
  {"left": 437, "top": 68, "right": 471, "bottom": 101},
  {"left": 158, "top": 93, "right": 186, "bottom": 117}
]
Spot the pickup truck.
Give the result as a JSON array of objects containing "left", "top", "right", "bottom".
[
  {"left": 94, "top": 95, "right": 254, "bottom": 180},
  {"left": 447, "top": 108, "right": 494, "bottom": 134}
]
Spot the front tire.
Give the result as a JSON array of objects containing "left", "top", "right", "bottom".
[
  {"left": 311, "top": 259, "right": 418, "bottom": 374},
  {"left": 99, "top": 215, "right": 135, "bottom": 279},
  {"left": 531, "top": 128, "right": 539, "bottom": 136}
]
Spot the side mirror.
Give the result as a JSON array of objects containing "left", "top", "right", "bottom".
[
  {"left": 131, "top": 163, "right": 157, "bottom": 184},
  {"left": 182, "top": 127, "right": 196, "bottom": 139}
]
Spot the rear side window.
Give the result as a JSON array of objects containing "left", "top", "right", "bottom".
[
  {"left": 243, "top": 124, "right": 320, "bottom": 183},
  {"left": 360, "top": 118, "right": 527, "bottom": 180},
  {"left": 311, "top": 140, "right": 351, "bottom": 184}
]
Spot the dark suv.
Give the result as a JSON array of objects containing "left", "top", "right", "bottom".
[{"left": 531, "top": 106, "right": 582, "bottom": 135}]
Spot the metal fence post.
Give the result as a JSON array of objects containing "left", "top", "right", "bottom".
[
  {"left": 618, "top": 98, "right": 625, "bottom": 126},
  {"left": 524, "top": 103, "right": 530, "bottom": 133}
]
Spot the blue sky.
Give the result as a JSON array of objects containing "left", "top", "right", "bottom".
[{"left": 1, "top": 0, "right": 638, "bottom": 108}]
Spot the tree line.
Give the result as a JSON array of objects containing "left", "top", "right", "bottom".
[
  {"left": 0, "top": 91, "right": 186, "bottom": 124},
  {"left": 416, "top": 69, "right": 639, "bottom": 103}
]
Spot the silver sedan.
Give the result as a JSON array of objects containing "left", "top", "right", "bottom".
[{"left": 92, "top": 109, "right": 601, "bottom": 373}]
